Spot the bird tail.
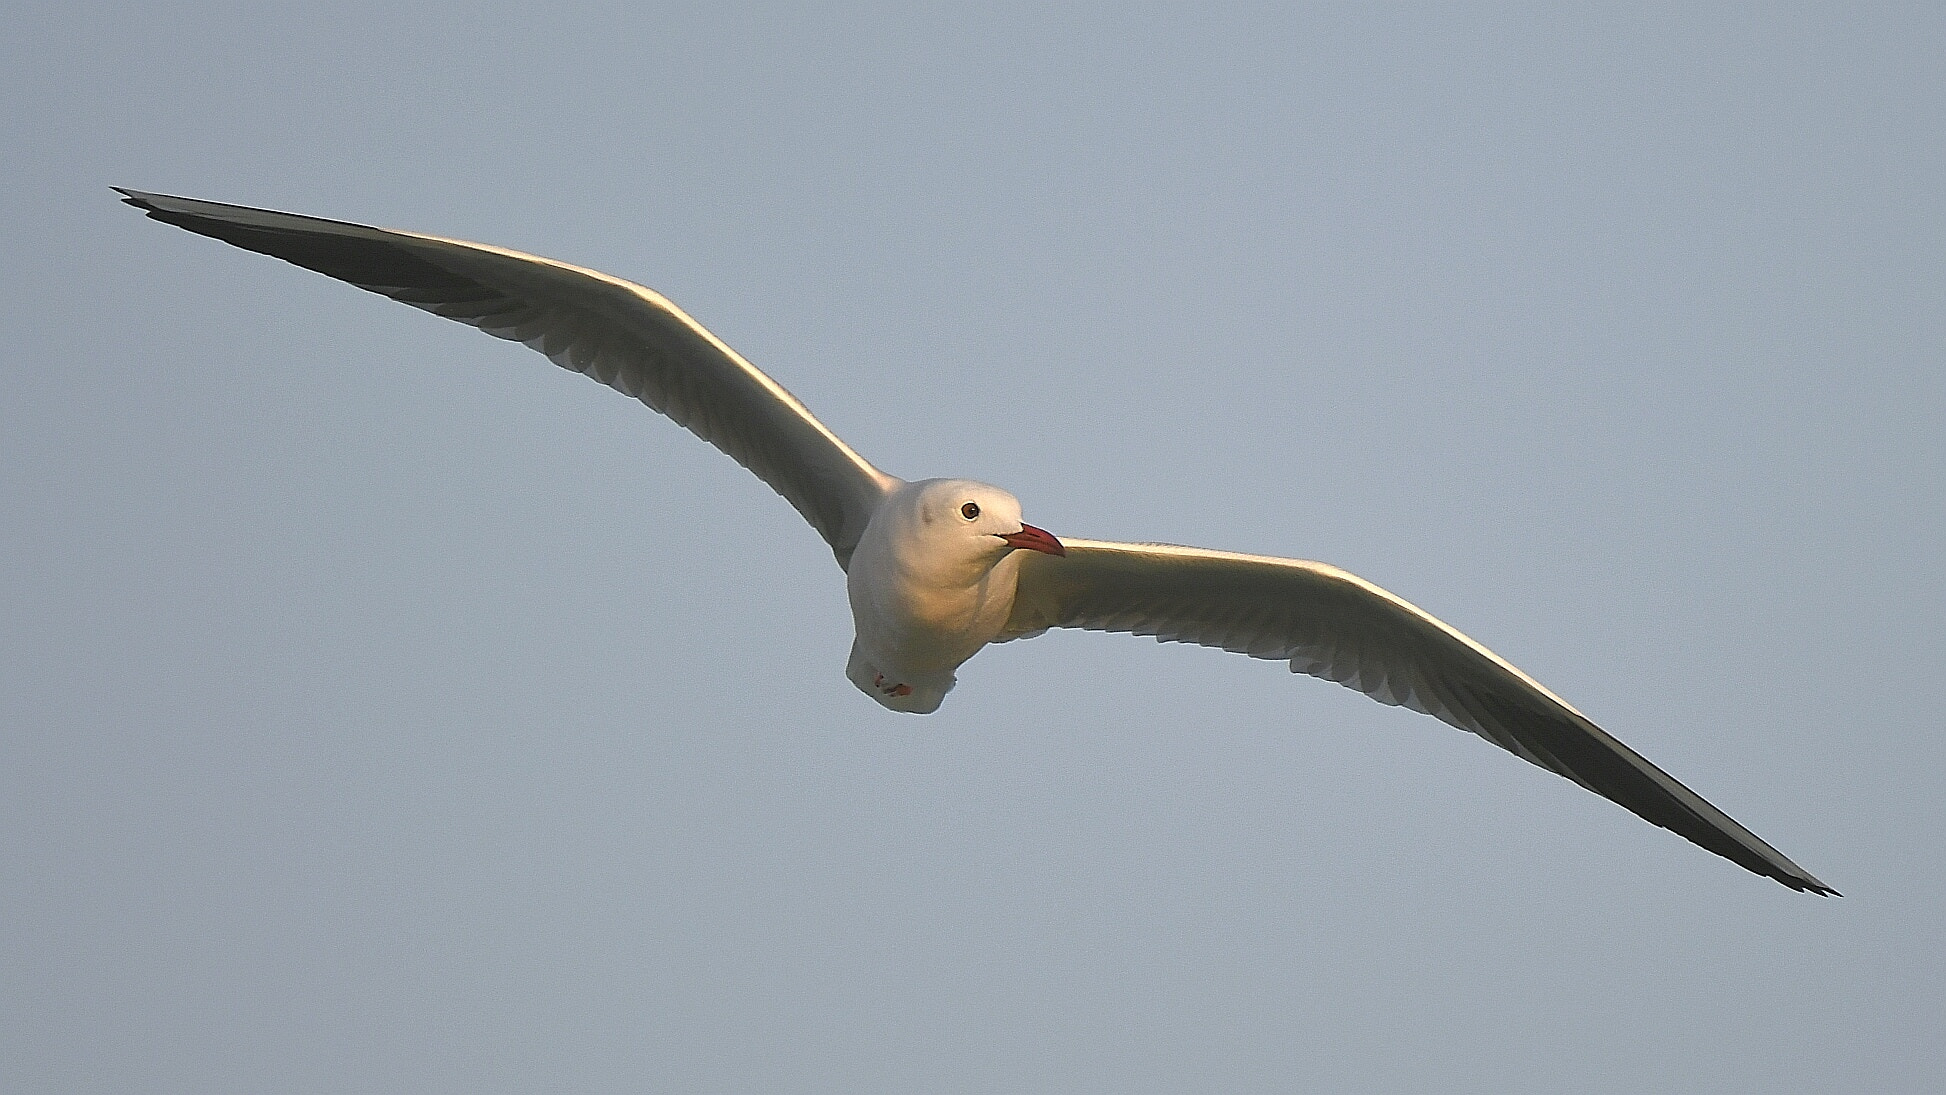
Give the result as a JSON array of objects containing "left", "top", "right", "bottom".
[{"left": 846, "top": 642, "right": 951, "bottom": 714}]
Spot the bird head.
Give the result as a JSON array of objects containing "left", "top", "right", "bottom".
[{"left": 893, "top": 478, "right": 1065, "bottom": 578}]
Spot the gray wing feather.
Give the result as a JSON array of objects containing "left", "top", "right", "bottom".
[
  {"left": 118, "top": 189, "right": 896, "bottom": 568},
  {"left": 1007, "top": 538, "right": 1834, "bottom": 894}
]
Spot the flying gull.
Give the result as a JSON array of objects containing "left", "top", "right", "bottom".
[{"left": 117, "top": 189, "right": 1836, "bottom": 895}]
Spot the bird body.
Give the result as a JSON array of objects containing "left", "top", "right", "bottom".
[
  {"left": 118, "top": 188, "right": 1836, "bottom": 894},
  {"left": 846, "top": 479, "right": 1053, "bottom": 713}
]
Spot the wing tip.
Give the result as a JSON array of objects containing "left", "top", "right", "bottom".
[{"left": 115, "top": 187, "right": 184, "bottom": 221}]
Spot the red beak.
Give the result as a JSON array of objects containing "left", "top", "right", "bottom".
[{"left": 1000, "top": 523, "right": 1066, "bottom": 556}]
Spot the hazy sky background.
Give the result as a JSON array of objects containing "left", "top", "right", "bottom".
[{"left": 4, "top": 4, "right": 1942, "bottom": 1092}]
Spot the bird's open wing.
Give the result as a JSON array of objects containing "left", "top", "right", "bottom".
[
  {"left": 1006, "top": 538, "right": 1834, "bottom": 894},
  {"left": 118, "top": 189, "right": 897, "bottom": 568}
]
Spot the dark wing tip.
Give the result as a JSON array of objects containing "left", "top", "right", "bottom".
[
  {"left": 116, "top": 189, "right": 200, "bottom": 228},
  {"left": 1793, "top": 877, "right": 1842, "bottom": 898},
  {"left": 1758, "top": 859, "right": 1837, "bottom": 896}
]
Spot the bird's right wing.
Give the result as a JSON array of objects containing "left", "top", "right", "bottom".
[
  {"left": 119, "top": 189, "right": 898, "bottom": 568},
  {"left": 1006, "top": 538, "right": 1835, "bottom": 894}
]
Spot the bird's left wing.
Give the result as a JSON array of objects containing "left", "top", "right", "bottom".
[
  {"left": 118, "top": 189, "right": 897, "bottom": 568},
  {"left": 1005, "top": 538, "right": 1835, "bottom": 894}
]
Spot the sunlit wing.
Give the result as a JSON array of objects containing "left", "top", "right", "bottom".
[
  {"left": 1006, "top": 538, "right": 1835, "bottom": 894},
  {"left": 118, "top": 189, "right": 898, "bottom": 568}
]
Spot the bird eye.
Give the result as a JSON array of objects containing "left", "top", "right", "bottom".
[{"left": 960, "top": 501, "right": 980, "bottom": 520}]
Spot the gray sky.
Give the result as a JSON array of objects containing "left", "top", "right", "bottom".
[{"left": 5, "top": 4, "right": 1942, "bottom": 1092}]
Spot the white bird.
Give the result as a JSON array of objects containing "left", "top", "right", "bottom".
[{"left": 118, "top": 188, "right": 1836, "bottom": 895}]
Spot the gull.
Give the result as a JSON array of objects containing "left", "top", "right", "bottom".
[{"left": 117, "top": 188, "right": 1836, "bottom": 895}]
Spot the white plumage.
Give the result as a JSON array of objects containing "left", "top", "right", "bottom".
[{"left": 118, "top": 188, "right": 1835, "bottom": 895}]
